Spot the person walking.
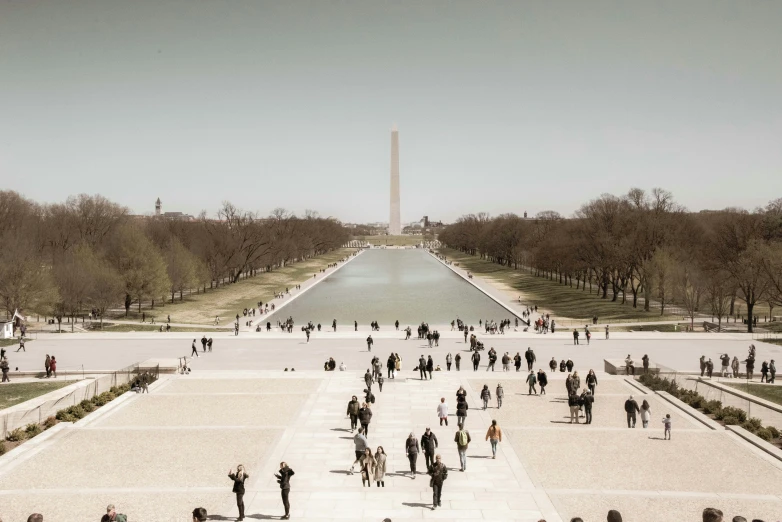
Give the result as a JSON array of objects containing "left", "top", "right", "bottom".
[
  {"left": 350, "top": 428, "right": 369, "bottom": 474},
  {"left": 421, "top": 427, "right": 439, "bottom": 469},
  {"left": 480, "top": 385, "right": 491, "bottom": 410},
  {"left": 573, "top": 329, "right": 579, "bottom": 345},
  {"left": 426, "top": 355, "right": 434, "bottom": 380},
  {"left": 419, "top": 355, "right": 427, "bottom": 380},
  {"left": 228, "top": 465, "right": 248, "bottom": 521},
  {"left": 275, "top": 462, "right": 294, "bottom": 520},
  {"left": 699, "top": 355, "right": 706, "bottom": 377},
  {"left": 537, "top": 369, "right": 548, "bottom": 395},
  {"left": 359, "top": 448, "right": 376, "bottom": 487},
  {"left": 364, "top": 369, "right": 373, "bottom": 389},
  {"left": 374, "top": 446, "right": 387, "bottom": 487},
  {"left": 496, "top": 383, "right": 504, "bottom": 408},
  {"left": 731, "top": 356, "right": 740, "bottom": 378},
  {"left": 446, "top": 353, "right": 452, "bottom": 371},
  {"left": 456, "top": 394, "right": 468, "bottom": 428},
  {"left": 405, "top": 432, "right": 420, "bottom": 478},
  {"left": 662, "top": 414, "right": 672, "bottom": 440},
  {"left": 514, "top": 352, "right": 522, "bottom": 372},
  {"left": 395, "top": 353, "right": 401, "bottom": 375},
  {"left": 625, "top": 395, "right": 640, "bottom": 428},
  {"left": 501, "top": 352, "right": 510, "bottom": 372},
  {"left": 485, "top": 419, "right": 502, "bottom": 459},
  {"left": 472, "top": 351, "right": 480, "bottom": 371},
  {"left": 437, "top": 397, "right": 449, "bottom": 426},
  {"left": 346, "top": 396, "right": 360, "bottom": 432},
  {"left": 332, "top": 319, "right": 337, "bottom": 332},
  {"left": 387, "top": 354, "right": 396, "bottom": 379},
  {"left": 191, "top": 340, "right": 199, "bottom": 358},
  {"left": 526, "top": 371, "right": 538, "bottom": 395},
  {"left": 486, "top": 350, "right": 496, "bottom": 371},
  {"left": 50, "top": 356, "right": 57, "bottom": 378},
  {"left": 45, "top": 354, "right": 51, "bottom": 378},
  {"left": 568, "top": 390, "right": 580, "bottom": 423},
  {"left": 366, "top": 335, "right": 373, "bottom": 352},
  {"left": 525, "top": 347, "right": 536, "bottom": 371},
  {"left": 770, "top": 359, "right": 776, "bottom": 383},
  {"left": 586, "top": 369, "right": 598, "bottom": 396},
  {"left": 582, "top": 390, "right": 594, "bottom": 424},
  {"left": 354, "top": 320, "right": 358, "bottom": 332},
  {"left": 640, "top": 399, "right": 651, "bottom": 428},
  {"left": 358, "top": 403, "right": 373, "bottom": 436},
  {"left": 605, "top": 324, "right": 610, "bottom": 339},
  {"left": 428, "top": 455, "right": 448, "bottom": 510},
  {"left": 377, "top": 374, "right": 384, "bottom": 392},
  {"left": 455, "top": 353, "right": 461, "bottom": 371},
  {"left": 454, "top": 426, "right": 471, "bottom": 471},
  {"left": 0, "top": 357, "right": 9, "bottom": 383}
]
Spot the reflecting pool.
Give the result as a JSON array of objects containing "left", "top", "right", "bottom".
[{"left": 267, "top": 249, "right": 516, "bottom": 325}]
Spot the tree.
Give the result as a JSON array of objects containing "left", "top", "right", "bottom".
[
  {"left": 108, "top": 224, "right": 170, "bottom": 313},
  {"left": 90, "top": 256, "right": 124, "bottom": 329},
  {"left": 704, "top": 269, "right": 732, "bottom": 329},
  {"left": 165, "top": 238, "right": 199, "bottom": 302},
  {"left": 0, "top": 231, "right": 56, "bottom": 317},
  {"left": 53, "top": 246, "right": 95, "bottom": 331}
]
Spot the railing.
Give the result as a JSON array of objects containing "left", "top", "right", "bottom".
[{"left": 0, "top": 363, "right": 157, "bottom": 438}]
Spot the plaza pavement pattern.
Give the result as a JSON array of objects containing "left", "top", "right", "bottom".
[{"left": 2, "top": 367, "right": 782, "bottom": 521}]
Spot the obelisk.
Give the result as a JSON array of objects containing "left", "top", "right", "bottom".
[{"left": 389, "top": 125, "right": 401, "bottom": 235}]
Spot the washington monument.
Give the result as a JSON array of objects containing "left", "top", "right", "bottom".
[{"left": 389, "top": 125, "right": 401, "bottom": 235}]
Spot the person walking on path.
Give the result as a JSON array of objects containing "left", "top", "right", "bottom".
[
  {"left": 364, "top": 369, "right": 373, "bottom": 389},
  {"left": 525, "top": 347, "right": 536, "bottom": 371},
  {"left": 720, "top": 353, "right": 731, "bottom": 377},
  {"left": 359, "top": 448, "right": 376, "bottom": 487},
  {"left": 549, "top": 357, "right": 557, "bottom": 372},
  {"left": 699, "top": 355, "right": 706, "bottom": 377},
  {"left": 191, "top": 340, "right": 199, "bottom": 358},
  {"left": 706, "top": 358, "right": 714, "bottom": 378},
  {"left": 568, "top": 390, "right": 580, "bottom": 423},
  {"left": 771, "top": 359, "right": 777, "bottom": 383},
  {"left": 573, "top": 329, "right": 579, "bottom": 345},
  {"left": 437, "top": 397, "right": 449, "bottom": 426},
  {"left": 387, "top": 354, "right": 396, "bottom": 379},
  {"left": 526, "top": 371, "right": 538, "bottom": 395},
  {"left": 501, "top": 352, "right": 510, "bottom": 372},
  {"left": 228, "top": 465, "right": 248, "bottom": 521},
  {"left": 421, "top": 427, "right": 439, "bottom": 469},
  {"left": 515, "top": 352, "right": 522, "bottom": 372},
  {"left": 640, "top": 399, "right": 651, "bottom": 428},
  {"left": 45, "top": 355, "right": 51, "bottom": 378},
  {"left": 201, "top": 336, "right": 207, "bottom": 352},
  {"left": 428, "top": 455, "right": 448, "bottom": 510},
  {"left": 472, "top": 351, "right": 480, "bottom": 371},
  {"left": 586, "top": 370, "right": 598, "bottom": 397},
  {"left": 625, "top": 395, "right": 640, "bottom": 428},
  {"left": 485, "top": 420, "right": 502, "bottom": 459},
  {"left": 486, "top": 350, "right": 496, "bottom": 371},
  {"left": 582, "top": 390, "right": 594, "bottom": 424},
  {"left": 405, "top": 432, "right": 420, "bottom": 478},
  {"left": 395, "top": 353, "right": 401, "bottom": 374},
  {"left": 455, "top": 353, "right": 461, "bottom": 371},
  {"left": 496, "top": 383, "right": 504, "bottom": 408},
  {"left": 446, "top": 353, "right": 452, "bottom": 371},
  {"left": 537, "top": 369, "right": 548, "bottom": 395},
  {"left": 377, "top": 374, "right": 384, "bottom": 392},
  {"left": 354, "top": 320, "right": 358, "bottom": 332},
  {"left": 1, "top": 357, "right": 9, "bottom": 382},
  {"left": 480, "top": 385, "right": 491, "bottom": 410},
  {"left": 374, "top": 446, "right": 387, "bottom": 487},
  {"left": 50, "top": 356, "right": 57, "bottom": 378},
  {"left": 456, "top": 385, "right": 467, "bottom": 402},
  {"left": 16, "top": 336, "right": 25, "bottom": 352},
  {"left": 418, "top": 355, "right": 427, "bottom": 380},
  {"left": 732, "top": 356, "right": 740, "bottom": 378},
  {"left": 366, "top": 335, "right": 373, "bottom": 352},
  {"left": 662, "top": 414, "right": 672, "bottom": 440},
  {"left": 566, "top": 359, "right": 574, "bottom": 372},
  {"left": 454, "top": 426, "right": 471, "bottom": 471},
  {"left": 275, "top": 462, "right": 294, "bottom": 520},
  {"left": 605, "top": 324, "right": 610, "bottom": 339},
  {"left": 358, "top": 403, "right": 373, "bottom": 436},
  {"left": 456, "top": 394, "right": 468, "bottom": 428},
  {"left": 332, "top": 319, "right": 337, "bottom": 332},
  {"left": 350, "top": 428, "right": 369, "bottom": 474},
  {"left": 426, "top": 355, "right": 434, "bottom": 379}
]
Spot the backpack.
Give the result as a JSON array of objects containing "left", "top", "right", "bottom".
[{"left": 458, "top": 430, "right": 468, "bottom": 446}]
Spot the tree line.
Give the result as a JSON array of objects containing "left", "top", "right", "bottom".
[
  {"left": 0, "top": 192, "right": 350, "bottom": 328},
  {"left": 439, "top": 188, "right": 782, "bottom": 332}
]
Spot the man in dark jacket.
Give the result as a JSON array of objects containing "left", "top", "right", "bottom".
[
  {"left": 426, "top": 355, "right": 434, "bottom": 379},
  {"left": 525, "top": 347, "right": 536, "bottom": 371},
  {"left": 537, "top": 369, "right": 548, "bottom": 395},
  {"left": 770, "top": 359, "right": 777, "bottom": 384},
  {"left": 566, "top": 359, "right": 574, "bottom": 372},
  {"left": 358, "top": 403, "right": 373, "bottom": 436},
  {"left": 275, "top": 462, "right": 294, "bottom": 520},
  {"left": 421, "top": 427, "right": 439, "bottom": 469},
  {"left": 364, "top": 369, "right": 373, "bottom": 389},
  {"left": 387, "top": 354, "right": 396, "bottom": 379},
  {"left": 471, "top": 351, "right": 480, "bottom": 371},
  {"left": 419, "top": 355, "right": 427, "bottom": 380},
  {"left": 346, "top": 395, "right": 360, "bottom": 432},
  {"left": 428, "top": 454, "right": 448, "bottom": 509},
  {"left": 366, "top": 335, "right": 373, "bottom": 352},
  {"left": 581, "top": 390, "right": 594, "bottom": 424},
  {"left": 624, "top": 395, "right": 640, "bottom": 428},
  {"left": 456, "top": 395, "right": 468, "bottom": 428}
]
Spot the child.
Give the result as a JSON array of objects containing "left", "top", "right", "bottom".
[{"left": 662, "top": 414, "right": 672, "bottom": 440}]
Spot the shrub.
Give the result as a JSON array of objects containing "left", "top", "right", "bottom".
[
  {"left": 755, "top": 428, "right": 773, "bottom": 442},
  {"left": 702, "top": 400, "right": 722, "bottom": 415},
  {"left": 79, "top": 399, "right": 95, "bottom": 412},
  {"left": 25, "top": 423, "right": 42, "bottom": 437},
  {"left": 688, "top": 396, "right": 704, "bottom": 409},
  {"left": 720, "top": 406, "right": 747, "bottom": 423},
  {"left": 67, "top": 406, "right": 87, "bottom": 419},
  {"left": 109, "top": 386, "right": 119, "bottom": 395},
  {"left": 43, "top": 417, "right": 57, "bottom": 430},
  {"left": 741, "top": 417, "right": 763, "bottom": 434},
  {"left": 766, "top": 426, "right": 780, "bottom": 439},
  {"left": 5, "top": 428, "right": 26, "bottom": 442},
  {"left": 93, "top": 394, "right": 108, "bottom": 406},
  {"left": 722, "top": 416, "right": 739, "bottom": 425},
  {"left": 0, "top": 441, "right": 5, "bottom": 455},
  {"left": 57, "top": 412, "right": 77, "bottom": 423}
]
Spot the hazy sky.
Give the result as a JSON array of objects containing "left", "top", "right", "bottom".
[{"left": 1, "top": 1, "right": 780, "bottom": 223}]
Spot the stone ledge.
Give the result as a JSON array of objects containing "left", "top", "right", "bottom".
[
  {"left": 695, "top": 378, "right": 782, "bottom": 415},
  {"left": 604, "top": 359, "right": 659, "bottom": 375},
  {"left": 726, "top": 425, "right": 782, "bottom": 463},
  {"left": 655, "top": 391, "right": 723, "bottom": 430}
]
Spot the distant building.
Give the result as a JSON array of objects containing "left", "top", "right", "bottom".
[
  {"left": 152, "top": 198, "right": 194, "bottom": 221},
  {"left": 155, "top": 198, "right": 162, "bottom": 216}
]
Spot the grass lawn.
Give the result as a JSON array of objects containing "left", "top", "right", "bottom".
[
  {"left": 111, "top": 248, "right": 355, "bottom": 325},
  {"left": 0, "top": 381, "right": 73, "bottom": 410},
  {"left": 439, "top": 247, "right": 680, "bottom": 322},
  {"left": 355, "top": 235, "right": 427, "bottom": 246},
  {"left": 725, "top": 383, "right": 782, "bottom": 407}
]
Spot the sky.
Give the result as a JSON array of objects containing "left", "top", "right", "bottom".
[{"left": 1, "top": 0, "right": 780, "bottom": 223}]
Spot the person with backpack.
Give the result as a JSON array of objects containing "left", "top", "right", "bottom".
[
  {"left": 480, "top": 385, "right": 491, "bottom": 410},
  {"left": 100, "top": 504, "right": 128, "bottom": 522},
  {"left": 454, "top": 426, "right": 471, "bottom": 471},
  {"left": 428, "top": 454, "right": 448, "bottom": 510},
  {"left": 350, "top": 427, "right": 369, "bottom": 474},
  {"left": 405, "top": 432, "right": 420, "bottom": 478},
  {"left": 421, "top": 427, "right": 439, "bottom": 469},
  {"left": 358, "top": 402, "right": 373, "bottom": 436}
]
